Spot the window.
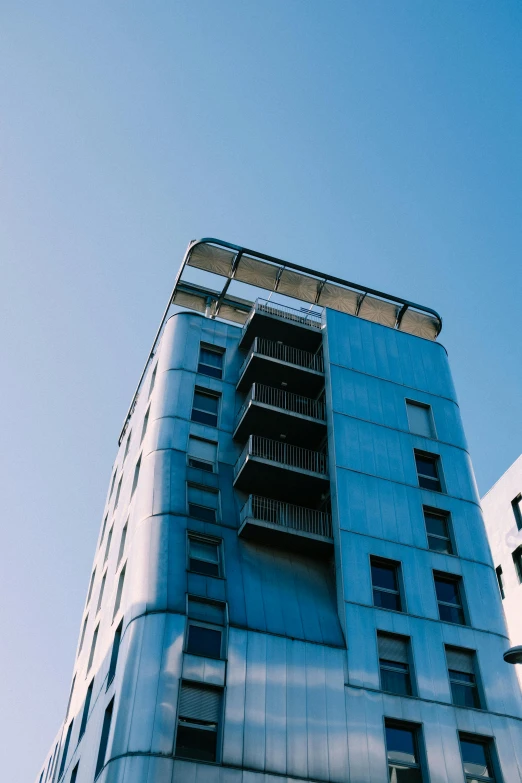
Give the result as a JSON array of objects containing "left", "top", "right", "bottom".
[
  {"left": 187, "top": 484, "right": 219, "bottom": 522},
  {"left": 99, "top": 516, "right": 108, "bottom": 549},
  {"left": 131, "top": 456, "right": 141, "bottom": 496},
  {"left": 113, "top": 565, "right": 126, "bottom": 620},
  {"left": 188, "top": 535, "right": 222, "bottom": 577},
  {"left": 191, "top": 389, "right": 220, "bottom": 427},
  {"left": 512, "top": 547, "right": 522, "bottom": 582},
  {"left": 117, "top": 521, "right": 128, "bottom": 568},
  {"left": 114, "top": 476, "right": 122, "bottom": 508},
  {"left": 97, "top": 572, "right": 106, "bottom": 613},
  {"left": 175, "top": 682, "right": 222, "bottom": 762},
  {"left": 87, "top": 624, "right": 99, "bottom": 672},
  {"left": 95, "top": 697, "right": 114, "bottom": 778},
  {"left": 459, "top": 735, "right": 497, "bottom": 782},
  {"left": 78, "top": 615, "right": 88, "bottom": 654},
  {"left": 446, "top": 646, "right": 481, "bottom": 709},
  {"left": 108, "top": 620, "right": 123, "bottom": 686},
  {"left": 371, "top": 557, "right": 402, "bottom": 611},
  {"left": 424, "top": 507, "right": 453, "bottom": 554},
  {"left": 415, "top": 450, "right": 443, "bottom": 492},
  {"left": 149, "top": 363, "right": 157, "bottom": 397},
  {"left": 187, "top": 597, "right": 226, "bottom": 659},
  {"left": 512, "top": 494, "right": 522, "bottom": 530},
  {"left": 108, "top": 472, "right": 117, "bottom": 502},
  {"left": 378, "top": 633, "right": 412, "bottom": 696},
  {"left": 79, "top": 679, "right": 94, "bottom": 740},
  {"left": 188, "top": 436, "right": 217, "bottom": 472},
  {"left": 198, "top": 344, "right": 224, "bottom": 379},
  {"left": 123, "top": 431, "right": 131, "bottom": 463},
  {"left": 434, "top": 572, "right": 466, "bottom": 625},
  {"left": 385, "top": 721, "right": 423, "bottom": 783},
  {"left": 406, "top": 400, "right": 435, "bottom": 438},
  {"left": 70, "top": 762, "right": 79, "bottom": 783},
  {"left": 65, "top": 675, "right": 76, "bottom": 719},
  {"left": 496, "top": 566, "right": 505, "bottom": 600},
  {"left": 49, "top": 742, "right": 59, "bottom": 780},
  {"left": 57, "top": 720, "right": 73, "bottom": 780},
  {"left": 86, "top": 568, "right": 96, "bottom": 605},
  {"left": 140, "top": 405, "right": 150, "bottom": 444},
  {"left": 104, "top": 526, "right": 113, "bottom": 565}
]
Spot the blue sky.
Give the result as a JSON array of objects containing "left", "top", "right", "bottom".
[{"left": 1, "top": 2, "right": 522, "bottom": 780}]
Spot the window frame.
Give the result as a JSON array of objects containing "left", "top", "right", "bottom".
[
  {"left": 384, "top": 719, "right": 425, "bottom": 782},
  {"left": 79, "top": 678, "right": 94, "bottom": 740},
  {"left": 175, "top": 681, "right": 223, "bottom": 763},
  {"left": 113, "top": 563, "right": 126, "bottom": 621},
  {"left": 370, "top": 556, "right": 404, "bottom": 613},
  {"left": 187, "top": 435, "right": 218, "bottom": 473},
  {"left": 377, "top": 631, "right": 414, "bottom": 697},
  {"left": 512, "top": 546, "right": 522, "bottom": 583},
  {"left": 198, "top": 343, "right": 225, "bottom": 379},
  {"left": 187, "top": 482, "right": 220, "bottom": 523},
  {"left": 406, "top": 399, "right": 436, "bottom": 438},
  {"left": 423, "top": 506, "right": 455, "bottom": 555},
  {"left": 458, "top": 732, "right": 499, "bottom": 783},
  {"left": 191, "top": 387, "right": 221, "bottom": 427},
  {"left": 117, "top": 520, "right": 128, "bottom": 568},
  {"left": 434, "top": 571, "right": 467, "bottom": 625},
  {"left": 414, "top": 449, "right": 444, "bottom": 493},
  {"left": 107, "top": 619, "right": 123, "bottom": 688},
  {"left": 446, "top": 646, "right": 483, "bottom": 710},
  {"left": 185, "top": 595, "right": 227, "bottom": 660},
  {"left": 131, "top": 454, "right": 141, "bottom": 497},
  {"left": 187, "top": 533, "right": 223, "bottom": 578},
  {"left": 495, "top": 565, "right": 505, "bottom": 600}
]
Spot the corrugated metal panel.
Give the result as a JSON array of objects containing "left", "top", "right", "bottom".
[{"left": 178, "top": 682, "right": 222, "bottom": 722}]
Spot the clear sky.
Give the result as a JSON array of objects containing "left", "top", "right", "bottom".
[{"left": 1, "top": 2, "right": 522, "bottom": 780}]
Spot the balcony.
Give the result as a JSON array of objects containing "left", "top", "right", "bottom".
[
  {"left": 233, "top": 435, "right": 329, "bottom": 505},
  {"left": 239, "top": 495, "right": 333, "bottom": 556},
  {"left": 239, "top": 299, "right": 323, "bottom": 353},
  {"left": 234, "top": 383, "right": 326, "bottom": 447},
  {"left": 237, "top": 337, "right": 325, "bottom": 396}
]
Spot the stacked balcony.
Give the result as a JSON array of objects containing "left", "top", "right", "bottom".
[{"left": 234, "top": 299, "right": 332, "bottom": 553}]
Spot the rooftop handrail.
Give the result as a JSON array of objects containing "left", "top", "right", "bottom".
[
  {"left": 242, "top": 298, "right": 323, "bottom": 335},
  {"left": 240, "top": 494, "right": 333, "bottom": 539},
  {"left": 235, "top": 383, "right": 326, "bottom": 428},
  {"left": 238, "top": 336, "right": 324, "bottom": 379},
  {"left": 234, "top": 434, "right": 329, "bottom": 478}
]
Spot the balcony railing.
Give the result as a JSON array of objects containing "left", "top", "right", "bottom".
[
  {"left": 242, "top": 298, "right": 323, "bottom": 335},
  {"left": 235, "top": 383, "right": 326, "bottom": 430},
  {"left": 240, "top": 495, "right": 333, "bottom": 539},
  {"left": 238, "top": 337, "right": 324, "bottom": 380},
  {"left": 234, "top": 435, "right": 328, "bottom": 478}
]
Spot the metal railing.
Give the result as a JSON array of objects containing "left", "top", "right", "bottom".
[
  {"left": 242, "top": 298, "right": 323, "bottom": 335},
  {"left": 240, "top": 495, "right": 333, "bottom": 539},
  {"left": 238, "top": 336, "right": 324, "bottom": 379},
  {"left": 234, "top": 435, "right": 328, "bottom": 478},
  {"left": 235, "top": 383, "right": 326, "bottom": 428}
]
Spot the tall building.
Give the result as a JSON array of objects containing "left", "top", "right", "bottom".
[
  {"left": 36, "top": 238, "right": 522, "bottom": 783},
  {"left": 482, "top": 455, "right": 522, "bottom": 688}
]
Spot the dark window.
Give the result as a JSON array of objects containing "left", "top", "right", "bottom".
[
  {"left": 371, "top": 558, "right": 402, "bottom": 611},
  {"left": 45, "top": 752, "right": 53, "bottom": 782},
  {"left": 149, "top": 363, "right": 157, "bottom": 397},
  {"left": 496, "top": 566, "right": 505, "bottom": 600},
  {"left": 415, "top": 451, "right": 442, "bottom": 492},
  {"left": 187, "top": 597, "right": 226, "bottom": 659},
  {"left": 188, "top": 436, "right": 217, "bottom": 472},
  {"left": 113, "top": 565, "right": 126, "bottom": 620},
  {"left": 512, "top": 494, "right": 522, "bottom": 530},
  {"left": 99, "top": 515, "right": 108, "bottom": 549},
  {"left": 87, "top": 625, "right": 99, "bottom": 672},
  {"left": 187, "top": 484, "right": 219, "bottom": 522},
  {"left": 191, "top": 389, "right": 220, "bottom": 427},
  {"left": 97, "top": 572, "right": 106, "bottom": 614},
  {"left": 123, "top": 431, "right": 131, "bottom": 463},
  {"left": 117, "top": 522, "right": 128, "bottom": 568},
  {"left": 70, "top": 762, "right": 79, "bottom": 783},
  {"left": 95, "top": 698, "right": 114, "bottom": 779},
  {"left": 140, "top": 406, "right": 150, "bottom": 444},
  {"left": 512, "top": 547, "right": 522, "bottom": 582},
  {"left": 175, "top": 683, "right": 222, "bottom": 762},
  {"left": 57, "top": 720, "right": 73, "bottom": 780},
  {"left": 459, "top": 735, "right": 497, "bottom": 782},
  {"left": 78, "top": 615, "right": 88, "bottom": 654},
  {"left": 187, "top": 625, "right": 222, "bottom": 659},
  {"left": 198, "top": 345, "right": 224, "bottom": 379},
  {"left": 108, "top": 620, "right": 123, "bottom": 686},
  {"left": 446, "top": 647, "right": 481, "bottom": 709},
  {"left": 378, "top": 633, "right": 412, "bottom": 696},
  {"left": 104, "top": 526, "right": 113, "bottom": 565},
  {"left": 65, "top": 675, "right": 76, "bottom": 720},
  {"left": 131, "top": 456, "right": 141, "bottom": 496},
  {"left": 108, "top": 472, "right": 117, "bottom": 502},
  {"left": 114, "top": 476, "right": 122, "bottom": 508},
  {"left": 188, "top": 535, "right": 221, "bottom": 577},
  {"left": 406, "top": 400, "right": 435, "bottom": 438},
  {"left": 385, "top": 721, "right": 423, "bottom": 782},
  {"left": 434, "top": 573, "right": 466, "bottom": 625},
  {"left": 86, "top": 568, "right": 96, "bottom": 605},
  {"left": 79, "top": 679, "right": 94, "bottom": 739},
  {"left": 424, "top": 507, "right": 453, "bottom": 554},
  {"left": 49, "top": 742, "right": 59, "bottom": 780}
]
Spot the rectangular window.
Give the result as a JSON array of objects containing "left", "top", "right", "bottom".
[
  {"left": 70, "top": 762, "right": 79, "bottom": 783},
  {"left": 86, "top": 569, "right": 96, "bottom": 605},
  {"left": 191, "top": 389, "right": 220, "bottom": 427},
  {"left": 113, "top": 565, "right": 126, "bottom": 620},
  {"left": 123, "top": 431, "right": 131, "bottom": 463},
  {"left": 512, "top": 547, "right": 522, "bottom": 582},
  {"left": 434, "top": 572, "right": 466, "bottom": 625},
  {"left": 65, "top": 675, "right": 76, "bottom": 719},
  {"left": 175, "top": 682, "right": 222, "bottom": 762},
  {"left": 378, "top": 633, "right": 412, "bottom": 696},
  {"left": 114, "top": 476, "right": 122, "bottom": 508},
  {"left": 95, "top": 698, "right": 114, "bottom": 779},
  {"left": 108, "top": 472, "right": 117, "bottom": 502},
  {"left": 385, "top": 721, "right": 423, "bottom": 782},
  {"left": 79, "top": 679, "right": 94, "bottom": 740},
  {"left": 188, "top": 436, "right": 217, "bottom": 472},
  {"left": 459, "top": 734, "right": 497, "bottom": 782},
  {"left": 415, "top": 450, "right": 443, "bottom": 492},
  {"left": 99, "top": 515, "right": 108, "bottom": 549},
  {"left": 131, "top": 456, "right": 141, "bottom": 496},
  {"left": 187, "top": 597, "right": 226, "bottom": 659},
  {"left": 187, "top": 484, "right": 219, "bottom": 523},
  {"left": 424, "top": 507, "right": 453, "bottom": 554},
  {"left": 140, "top": 405, "right": 150, "bottom": 444},
  {"left": 104, "top": 527, "right": 113, "bottom": 565},
  {"left": 149, "top": 363, "right": 157, "bottom": 397},
  {"left": 406, "top": 400, "right": 435, "bottom": 438},
  {"left": 117, "top": 522, "right": 128, "bottom": 568},
  {"left": 496, "top": 566, "right": 505, "bottom": 600},
  {"left": 446, "top": 646, "right": 481, "bottom": 709},
  {"left": 87, "top": 624, "right": 99, "bottom": 672},
  {"left": 512, "top": 494, "right": 522, "bottom": 530},
  {"left": 188, "top": 535, "right": 222, "bottom": 577},
  {"left": 371, "top": 557, "right": 402, "bottom": 612},
  {"left": 108, "top": 620, "right": 123, "bottom": 686},
  {"left": 57, "top": 720, "right": 73, "bottom": 780},
  {"left": 97, "top": 572, "right": 106, "bottom": 614},
  {"left": 78, "top": 615, "right": 88, "bottom": 654},
  {"left": 198, "top": 344, "right": 224, "bottom": 379}
]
